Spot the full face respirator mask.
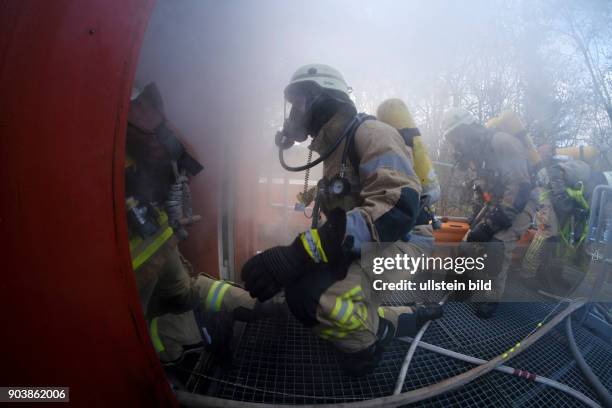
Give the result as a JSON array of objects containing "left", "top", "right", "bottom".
[
  {"left": 276, "top": 84, "right": 356, "bottom": 172},
  {"left": 275, "top": 83, "right": 323, "bottom": 149}
]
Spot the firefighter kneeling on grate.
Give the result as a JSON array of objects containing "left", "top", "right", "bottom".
[
  {"left": 126, "top": 83, "right": 280, "bottom": 364},
  {"left": 241, "top": 64, "right": 443, "bottom": 377}
]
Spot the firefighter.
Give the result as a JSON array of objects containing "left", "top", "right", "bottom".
[
  {"left": 241, "top": 64, "right": 443, "bottom": 377},
  {"left": 523, "top": 147, "right": 612, "bottom": 295},
  {"left": 127, "top": 83, "right": 277, "bottom": 363},
  {"left": 441, "top": 108, "right": 537, "bottom": 318}
]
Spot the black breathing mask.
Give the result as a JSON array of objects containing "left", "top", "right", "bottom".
[{"left": 276, "top": 85, "right": 344, "bottom": 149}]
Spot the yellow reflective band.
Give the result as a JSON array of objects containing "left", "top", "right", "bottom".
[
  {"left": 205, "top": 281, "right": 222, "bottom": 310},
  {"left": 310, "top": 229, "right": 328, "bottom": 262},
  {"left": 320, "top": 328, "right": 348, "bottom": 339},
  {"left": 346, "top": 315, "right": 362, "bottom": 330},
  {"left": 358, "top": 304, "right": 368, "bottom": 321},
  {"left": 340, "top": 301, "right": 355, "bottom": 324},
  {"left": 345, "top": 285, "right": 362, "bottom": 298},
  {"left": 150, "top": 318, "right": 165, "bottom": 353},
  {"left": 538, "top": 189, "right": 551, "bottom": 203},
  {"left": 378, "top": 307, "right": 385, "bottom": 318},
  {"left": 215, "top": 283, "right": 231, "bottom": 312},
  {"left": 131, "top": 226, "right": 173, "bottom": 270},
  {"left": 129, "top": 211, "right": 169, "bottom": 253},
  {"left": 300, "top": 229, "right": 328, "bottom": 263},
  {"left": 300, "top": 233, "right": 316, "bottom": 261},
  {"left": 331, "top": 298, "right": 343, "bottom": 320},
  {"left": 327, "top": 285, "right": 368, "bottom": 333},
  {"left": 330, "top": 286, "right": 363, "bottom": 320},
  {"left": 205, "top": 281, "right": 232, "bottom": 312},
  {"left": 330, "top": 300, "right": 354, "bottom": 326},
  {"left": 565, "top": 185, "right": 589, "bottom": 210}
]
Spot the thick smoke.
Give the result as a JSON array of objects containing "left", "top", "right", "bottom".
[{"left": 133, "top": 0, "right": 612, "bottom": 278}]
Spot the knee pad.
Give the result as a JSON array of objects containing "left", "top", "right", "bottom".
[{"left": 285, "top": 269, "right": 338, "bottom": 327}]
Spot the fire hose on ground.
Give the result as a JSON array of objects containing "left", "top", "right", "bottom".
[
  {"left": 397, "top": 337, "right": 600, "bottom": 407},
  {"left": 176, "top": 298, "right": 588, "bottom": 408},
  {"left": 565, "top": 316, "right": 612, "bottom": 408},
  {"left": 393, "top": 294, "right": 449, "bottom": 395}
]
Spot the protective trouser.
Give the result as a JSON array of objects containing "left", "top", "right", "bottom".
[
  {"left": 522, "top": 189, "right": 559, "bottom": 278},
  {"left": 468, "top": 198, "right": 537, "bottom": 301},
  {"left": 135, "top": 237, "right": 256, "bottom": 320},
  {"left": 523, "top": 188, "right": 590, "bottom": 290},
  {"left": 149, "top": 310, "right": 203, "bottom": 363},
  {"left": 285, "top": 225, "right": 434, "bottom": 353},
  {"left": 134, "top": 237, "right": 257, "bottom": 362}
]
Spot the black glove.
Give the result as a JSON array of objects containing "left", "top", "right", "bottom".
[
  {"left": 395, "top": 303, "right": 444, "bottom": 337},
  {"left": 241, "top": 208, "right": 348, "bottom": 302},
  {"left": 486, "top": 205, "right": 513, "bottom": 231},
  {"left": 241, "top": 238, "right": 311, "bottom": 302},
  {"left": 313, "top": 207, "right": 349, "bottom": 267},
  {"left": 466, "top": 222, "right": 495, "bottom": 242}
]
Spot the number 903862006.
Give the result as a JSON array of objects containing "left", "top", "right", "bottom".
[{"left": 1, "top": 387, "right": 69, "bottom": 402}]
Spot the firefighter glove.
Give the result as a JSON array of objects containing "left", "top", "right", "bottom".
[
  {"left": 241, "top": 208, "right": 348, "bottom": 302},
  {"left": 466, "top": 222, "right": 496, "bottom": 242}
]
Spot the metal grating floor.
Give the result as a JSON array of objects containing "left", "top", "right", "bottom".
[{"left": 193, "top": 284, "right": 612, "bottom": 407}]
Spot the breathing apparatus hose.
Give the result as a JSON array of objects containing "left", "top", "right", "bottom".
[
  {"left": 176, "top": 299, "right": 586, "bottom": 408},
  {"left": 278, "top": 115, "right": 359, "bottom": 172},
  {"left": 565, "top": 316, "right": 612, "bottom": 408}
]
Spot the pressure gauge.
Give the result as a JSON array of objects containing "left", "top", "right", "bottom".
[{"left": 329, "top": 176, "right": 350, "bottom": 197}]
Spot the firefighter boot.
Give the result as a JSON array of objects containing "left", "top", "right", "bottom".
[{"left": 338, "top": 304, "right": 443, "bottom": 377}]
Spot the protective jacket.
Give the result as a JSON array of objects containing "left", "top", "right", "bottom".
[
  {"left": 547, "top": 160, "right": 593, "bottom": 217},
  {"left": 311, "top": 109, "right": 423, "bottom": 252},
  {"left": 470, "top": 131, "right": 533, "bottom": 234}
]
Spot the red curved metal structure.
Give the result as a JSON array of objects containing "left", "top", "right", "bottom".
[{"left": 0, "top": 1, "right": 178, "bottom": 405}]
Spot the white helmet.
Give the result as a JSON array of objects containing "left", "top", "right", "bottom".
[
  {"left": 441, "top": 108, "right": 477, "bottom": 138},
  {"left": 284, "top": 64, "right": 351, "bottom": 99}
]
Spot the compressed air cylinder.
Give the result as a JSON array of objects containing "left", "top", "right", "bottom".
[
  {"left": 485, "top": 111, "right": 541, "bottom": 169},
  {"left": 555, "top": 145, "right": 600, "bottom": 162},
  {"left": 377, "top": 98, "right": 440, "bottom": 205}
]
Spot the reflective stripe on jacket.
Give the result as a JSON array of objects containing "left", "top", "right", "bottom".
[{"left": 129, "top": 210, "right": 174, "bottom": 270}]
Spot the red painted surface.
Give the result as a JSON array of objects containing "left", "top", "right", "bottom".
[{"left": 0, "top": 1, "right": 177, "bottom": 406}]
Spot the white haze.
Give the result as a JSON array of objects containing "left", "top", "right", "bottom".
[{"left": 134, "top": 0, "right": 612, "bottom": 272}]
